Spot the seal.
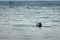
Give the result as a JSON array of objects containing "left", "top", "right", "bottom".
[{"left": 37, "top": 22, "right": 42, "bottom": 27}]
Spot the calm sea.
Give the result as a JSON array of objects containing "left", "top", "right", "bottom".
[{"left": 0, "top": 1, "right": 60, "bottom": 40}]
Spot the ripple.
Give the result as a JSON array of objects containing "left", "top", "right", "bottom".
[
  {"left": 0, "top": 37, "right": 8, "bottom": 39},
  {"left": 52, "top": 20, "right": 60, "bottom": 22}
]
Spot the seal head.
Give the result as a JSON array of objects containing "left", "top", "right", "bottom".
[{"left": 37, "top": 22, "right": 42, "bottom": 27}]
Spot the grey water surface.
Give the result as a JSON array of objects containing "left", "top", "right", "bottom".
[{"left": 0, "top": 1, "right": 60, "bottom": 40}]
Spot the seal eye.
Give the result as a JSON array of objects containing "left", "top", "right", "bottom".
[{"left": 37, "top": 22, "right": 42, "bottom": 27}]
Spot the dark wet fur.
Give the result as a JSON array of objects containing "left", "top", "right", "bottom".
[{"left": 37, "top": 22, "right": 42, "bottom": 27}]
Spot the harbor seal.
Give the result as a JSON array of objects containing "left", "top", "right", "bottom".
[{"left": 37, "top": 22, "right": 42, "bottom": 27}]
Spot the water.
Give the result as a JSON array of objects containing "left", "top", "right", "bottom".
[{"left": 0, "top": 1, "right": 60, "bottom": 40}]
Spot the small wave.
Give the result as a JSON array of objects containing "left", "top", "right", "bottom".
[
  {"left": 0, "top": 1, "right": 60, "bottom": 7},
  {"left": 43, "top": 26, "right": 51, "bottom": 27},
  {"left": 12, "top": 24, "right": 34, "bottom": 27},
  {"left": 0, "top": 37, "right": 8, "bottom": 39},
  {"left": 52, "top": 20, "right": 60, "bottom": 22}
]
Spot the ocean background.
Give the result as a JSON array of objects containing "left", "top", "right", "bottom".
[{"left": 0, "top": 1, "right": 60, "bottom": 40}]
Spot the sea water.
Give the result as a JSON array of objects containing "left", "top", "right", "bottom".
[{"left": 0, "top": 1, "right": 60, "bottom": 40}]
